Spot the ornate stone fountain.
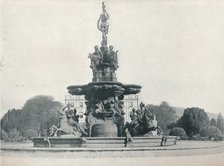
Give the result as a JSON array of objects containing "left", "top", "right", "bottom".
[
  {"left": 67, "top": 2, "right": 141, "bottom": 137},
  {"left": 32, "top": 3, "right": 172, "bottom": 148}
]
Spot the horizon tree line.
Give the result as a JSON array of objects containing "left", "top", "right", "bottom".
[{"left": 1, "top": 95, "right": 223, "bottom": 141}]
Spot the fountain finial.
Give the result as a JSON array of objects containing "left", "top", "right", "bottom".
[{"left": 97, "top": 2, "right": 110, "bottom": 47}]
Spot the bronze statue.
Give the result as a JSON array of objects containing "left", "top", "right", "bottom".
[
  {"left": 108, "top": 45, "right": 119, "bottom": 69},
  {"left": 88, "top": 3, "right": 119, "bottom": 82},
  {"left": 50, "top": 104, "right": 87, "bottom": 137},
  {"left": 94, "top": 100, "right": 104, "bottom": 114},
  {"left": 88, "top": 46, "right": 102, "bottom": 72},
  {"left": 114, "top": 101, "right": 125, "bottom": 136},
  {"left": 126, "top": 102, "right": 161, "bottom": 136}
]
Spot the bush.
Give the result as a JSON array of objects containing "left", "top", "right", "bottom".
[
  {"left": 23, "top": 129, "right": 38, "bottom": 140},
  {"left": 169, "top": 127, "right": 187, "bottom": 139},
  {"left": 0, "top": 129, "right": 9, "bottom": 142},
  {"left": 200, "top": 126, "right": 222, "bottom": 139},
  {"left": 8, "top": 128, "right": 24, "bottom": 142},
  {"left": 190, "top": 134, "right": 200, "bottom": 140},
  {"left": 162, "top": 129, "right": 170, "bottom": 136}
]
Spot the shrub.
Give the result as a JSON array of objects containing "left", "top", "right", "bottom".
[
  {"left": 190, "top": 134, "right": 200, "bottom": 140},
  {"left": 162, "top": 129, "right": 170, "bottom": 136},
  {"left": 200, "top": 126, "right": 222, "bottom": 139},
  {"left": 23, "top": 129, "right": 38, "bottom": 140},
  {"left": 8, "top": 128, "right": 24, "bottom": 142},
  {"left": 169, "top": 127, "right": 187, "bottom": 139},
  {"left": 0, "top": 129, "right": 9, "bottom": 142}
]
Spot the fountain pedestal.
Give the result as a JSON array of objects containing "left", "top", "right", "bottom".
[{"left": 91, "top": 118, "right": 117, "bottom": 137}]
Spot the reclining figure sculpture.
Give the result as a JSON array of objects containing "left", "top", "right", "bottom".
[
  {"left": 50, "top": 103, "right": 87, "bottom": 137},
  {"left": 125, "top": 102, "right": 162, "bottom": 137}
]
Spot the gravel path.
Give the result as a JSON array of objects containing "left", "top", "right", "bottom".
[
  {"left": 1, "top": 141, "right": 224, "bottom": 166},
  {"left": 1, "top": 152, "right": 224, "bottom": 166},
  {"left": 1, "top": 140, "right": 224, "bottom": 158}
]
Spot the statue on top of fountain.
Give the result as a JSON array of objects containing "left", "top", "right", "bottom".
[
  {"left": 98, "top": 2, "right": 109, "bottom": 47},
  {"left": 88, "top": 45, "right": 119, "bottom": 72},
  {"left": 88, "top": 2, "right": 119, "bottom": 82},
  {"left": 88, "top": 45, "right": 102, "bottom": 72}
]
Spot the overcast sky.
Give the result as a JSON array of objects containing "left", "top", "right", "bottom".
[{"left": 1, "top": 0, "right": 224, "bottom": 117}]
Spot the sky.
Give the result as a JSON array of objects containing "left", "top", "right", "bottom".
[{"left": 1, "top": 0, "right": 224, "bottom": 117}]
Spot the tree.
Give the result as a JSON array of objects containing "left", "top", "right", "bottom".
[
  {"left": 0, "top": 109, "right": 22, "bottom": 132},
  {"left": 20, "top": 95, "right": 63, "bottom": 136},
  {"left": 0, "top": 95, "right": 63, "bottom": 141},
  {"left": 146, "top": 101, "right": 178, "bottom": 130},
  {"left": 176, "top": 107, "right": 209, "bottom": 136},
  {"left": 0, "top": 129, "right": 9, "bottom": 142},
  {"left": 217, "top": 113, "right": 224, "bottom": 134},
  {"left": 210, "top": 118, "right": 216, "bottom": 127}
]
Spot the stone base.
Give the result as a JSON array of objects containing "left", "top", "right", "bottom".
[
  {"left": 91, "top": 119, "right": 118, "bottom": 137},
  {"left": 127, "top": 136, "right": 163, "bottom": 147},
  {"left": 32, "top": 137, "right": 83, "bottom": 148},
  {"left": 31, "top": 136, "right": 176, "bottom": 148},
  {"left": 32, "top": 137, "right": 125, "bottom": 148}
]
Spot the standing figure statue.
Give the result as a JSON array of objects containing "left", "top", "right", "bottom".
[
  {"left": 114, "top": 101, "right": 125, "bottom": 136},
  {"left": 88, "top": 45, "right": 102, "bottom": 72},
  {"left": 97, "top": 2, "right": 110, "bottom": 46},
  {"left": 108, "top": 45, "right": 119, "bottom": 69}
]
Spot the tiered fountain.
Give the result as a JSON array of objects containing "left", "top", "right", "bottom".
[
  {"left": 32, "top": 2, "right": 171, "bottom": 148},
  {"left": 67, "top": 2, "right": 141, "bottom": 138}
]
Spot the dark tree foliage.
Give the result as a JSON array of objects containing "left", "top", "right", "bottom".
[
  {"left": 20, "top": 95, "right": 63, "bottom": 136},
  {"left": 169, "top": 127, "right": 187, "bottom": 137},
  {"left": 0, "top": 128, "right": 9, "bottom": 141},
  {"left": 0, "top": 109, "right": 22, "bottom": 132},
  {"left": 176, "top": 107, "right": 209, "bottom": 136},
  {"left": 210, "top": 118, "right": 216, "bottom": 127},
  {"left": 146, "top": 101, "right": 178, "bottom": 130},
  {"left": 1, "top": 95, "right": 63, "bottom": 139},
  {"left": 217, "top": 113, "right": 224, "bottom": 134}
]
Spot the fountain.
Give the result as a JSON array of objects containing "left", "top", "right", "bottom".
[
  {"left": 32, "top": 2, "right": 175, "bottom": 148},
  {"left": 67, "top": 2, "right": 142, "bottom": 138}
]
